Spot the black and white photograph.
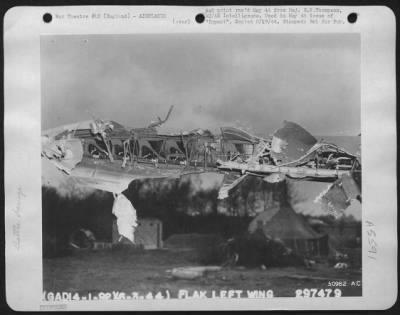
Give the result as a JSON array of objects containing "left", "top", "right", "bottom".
[
  {"left": 4, "top": 6, "right": 397, "bottom": 311},
  {"left": 41, "top": 33, "right": 362, "bottom": 299}
]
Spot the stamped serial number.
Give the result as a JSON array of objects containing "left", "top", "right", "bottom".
[
  {"left": 295, "top": 288, "right": 342, "bottom": 298},
  {"left": 328, "top": 281, "right": 347, "bottom": 287}
]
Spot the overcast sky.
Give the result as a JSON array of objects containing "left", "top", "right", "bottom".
[{"left": 41, "top": 33, "right": 360, "bottom": 136}]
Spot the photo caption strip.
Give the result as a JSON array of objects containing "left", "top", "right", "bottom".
[{"left": 42, "top": 7, "right": 351, "bottom": 26}]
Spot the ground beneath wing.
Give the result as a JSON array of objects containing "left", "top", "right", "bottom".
[{"left": 43, "top": 248, "right": 362, "bottom": 298}]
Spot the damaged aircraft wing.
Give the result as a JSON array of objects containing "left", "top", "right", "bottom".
[
  {"left": 41, "top": 106, "right": 198, "bottom": 194},
  {"left": 42, "top": 125, "right": 187, "bottom": 194},
  {"left": 41, "top": 106, "right": 203, "bottom": 244},
  {"left": 216, "top": 121, "right": 361, "bottom": 216}
]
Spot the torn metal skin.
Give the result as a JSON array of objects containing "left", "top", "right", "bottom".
[
  {"left": 216, "top": 121, "right": 361, "bottom": 215},
  {"left": 42, "top": 112, "right": 361, "bottom": 228},
  {"left": 315, "top": 173, "right": 361, "bottom": 217},
  {"left": 41, "top": 106, "right": 200, "bottom": 243}
]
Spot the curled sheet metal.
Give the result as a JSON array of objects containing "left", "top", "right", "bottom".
[
  {"left": 42, "top": 138, "right": 84, "bottom": 174},
  {"left": 112, "top": 194, "right": 138, "bottom": 243},
  {"left": 218, "top": 173, "right": 248, "bottom": 199},
  {"left": 271, "top": 121, "right": 318, "bottom": 165},
  {"left": 220, "top": 127, "right": 259, "bottom": 144},
  {"left": 170, "top": 266, "right": 222, "bottom": 280},
  {"left": 315, "top": 173, "right": 361, "bottom": 216}
]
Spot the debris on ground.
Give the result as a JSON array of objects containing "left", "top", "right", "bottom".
[
  {"left": 304, "top": 259, "right": 317, "bottom": 270},
  {"left": 334, "top": 262, "right": 349, "bottom": 269},
  {"left": 69, "top": 228, "right": 96, "bottom": 249},
  {"left": 167, "top": 266, "right": 222, "bottom": 280}
]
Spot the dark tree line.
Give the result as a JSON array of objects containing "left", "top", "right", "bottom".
[{"left": 42, "top": 176, "right": 311, "bottom": 256}]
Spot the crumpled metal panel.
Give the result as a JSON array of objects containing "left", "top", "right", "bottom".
[
  {"left": 271, "top": 121, "right": 318, "bottom": 165},
  {"left": 315, "top": 173, "right": 361, "bottom": 216},
  {"left": 42, "top": 138, "right": 83, "bottom": 174},
  {"left": 218, "top": 173, "right": 248, "bottom": 199},
  {"left": 112, "top": 194, "right": 138, "bottom": 243},
  {"left": 340, "top": 173, "right": 361, "bottom": 200},
  {"left": 316, "top": 182, "right": 351, "bottom": 216}
]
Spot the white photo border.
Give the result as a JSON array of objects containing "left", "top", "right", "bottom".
[{"left": 4, "top": 5, "right": 397, "bottom": 311}]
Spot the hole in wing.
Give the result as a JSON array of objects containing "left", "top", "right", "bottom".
[{"left": 271, "top": 121, "right": 318, "bottom": 165}]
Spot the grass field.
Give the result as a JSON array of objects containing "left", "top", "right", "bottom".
[{"left": 43, "top": 247, "right": 362, "bottom": 299}]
